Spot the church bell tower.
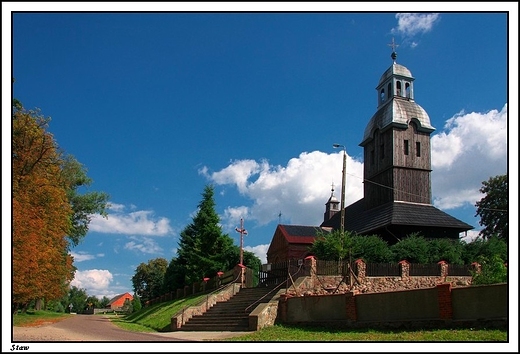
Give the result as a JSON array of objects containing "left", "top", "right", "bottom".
[{"left": 359, "top": 40, "right": 436, "bottom": 210}]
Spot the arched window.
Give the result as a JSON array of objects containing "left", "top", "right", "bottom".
[
  {"left": 405, "top": 82, "right": 411, "bottom": 98},
  {"left": 387, "top": 83, "right": 392, "bottom": 98},
  {"left": 380, "top": 88, "right": 385, "bottom": 102},
  {"left": 396, "top": 81, "right": 402, "bottom": 96}
]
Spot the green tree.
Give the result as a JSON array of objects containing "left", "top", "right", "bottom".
[
  {"left": 64, "top": 286, "right": 88, "bottom": 313},
  {"left": 461, "top": 236, "right": 507, "bottom": 264},
  {"left": 351, "top": 234, "right": 393, "bottom": 263},
  {"left": 121, "top": 298, "right": 133, "bottom": 314},
  {"left": 310, "top": 229, "right": 353, "bottom": 262},
  {"left": 175, "top": 185, "right": 247, "bottom": 285},
  {"left": 99, "top": 296, "right": 111, "bottom": 308},
  {"left": 471, "top": 254, "right": 507, "bottom": 285},
  {"left": 390, "top": 233, "right": 430, "bottom": 263},
  {"left": 475, "top": 174, "right": 508, "bottom": 242},
  {"left": 85, "top": 295, "right": 100, "bottom": 310},
  {"left": 61, "top": 155, "right": 109, "bottom": 247},
  {"left": 131, "top": 296, "right": 142, "bottom": 312},
  {"left": 131, "top": 258, "right": 168, "bottom": 303},
  {"left": 428, "top": 238, "right": 464, "bottom": 264}
]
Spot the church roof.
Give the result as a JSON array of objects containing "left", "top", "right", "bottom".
[
  {"left": 361, "top": 97, "right": 435, "bottom": 145},
  {"left": 321, "top": 199, "right": 474, "bottom": 235},
  {"left": 378, "top": 63, "right": 412, "bottom": 87}
]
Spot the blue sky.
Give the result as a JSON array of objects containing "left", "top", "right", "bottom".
[{"left": 4, "top": 4, "right": 517, "bottom": 307}]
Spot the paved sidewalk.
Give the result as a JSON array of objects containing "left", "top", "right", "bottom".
[{"left": 152, "top": 331, "right": 251, "bottom": 341}]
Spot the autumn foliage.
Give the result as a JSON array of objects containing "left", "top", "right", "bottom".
[{"left": 12, "top": 106, "right": 107, "bottom": 313}]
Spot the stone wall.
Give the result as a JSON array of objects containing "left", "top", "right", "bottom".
[{"left": 287, "top": 258, "right": 473, "bottom": 297}]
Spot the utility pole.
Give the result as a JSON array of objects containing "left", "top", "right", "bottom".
[
  {"left": 333, "top": 144, "right": 347, "bottom": 233},
  {"left": 235, "top": 218, "right": 248, "bottom": 286}
]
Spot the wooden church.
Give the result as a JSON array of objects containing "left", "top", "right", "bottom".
[{"left": 266, "top": 46, "right": 473, "bottom": 264}]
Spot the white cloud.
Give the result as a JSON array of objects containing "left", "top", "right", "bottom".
[
  {"left": 431, "top": 104, "right": 507, "bottom": 210},
  {"left": 70, "top": 251, "right": 97, "bottom": 262},
  {"left": 70, "top": 269, "right": 113, "bottom": 294},
  {"left": 223, "top": 206, "right": 250, "bottom": 230},
  {"left": 124, "top": 237, "right": 163, "bottom": 254},
  {"left": 392, "top": 13, "right": 440, "bottom": 37},
  {"left": 203, "top": 105, "right": 507, "bottom": 237},
  {"left": 204, "top": 150, "right": 364, "bottom": 227},
  {"left": 89, "top": 206, "right": 173, "bottom": 236},
  {"left": 244, "top": 244, "right": 269, "bottom": 265}
]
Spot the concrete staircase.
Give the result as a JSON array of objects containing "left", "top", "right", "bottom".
[{"left": 179, "top": 286, "right": 275, "bottom": 331}]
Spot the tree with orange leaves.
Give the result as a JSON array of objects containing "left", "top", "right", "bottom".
[{"left": 12, "top": 102, "right": 108, "bottom": 313}]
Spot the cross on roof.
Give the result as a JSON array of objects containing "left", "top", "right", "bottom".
[{"left": 388, "top": 37, "right": 399, "bottom": 52}]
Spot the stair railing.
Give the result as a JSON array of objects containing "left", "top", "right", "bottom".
[
  {"left": 177, "top": 270, "right": 243, "bottom": 325},
  {"left": 244, "top": 262, "right": 304, "bottom": 313}
]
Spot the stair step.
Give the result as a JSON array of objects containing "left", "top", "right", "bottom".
[{"left": 179, "top": 286, "right": 277, "bottom": 332}]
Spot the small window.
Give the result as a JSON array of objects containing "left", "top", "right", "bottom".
[
  {"left": 405, "top": 82, "right": 411, "bottom": 98},
  {"left": 396, "top": 81, "right": 402, "bottom": 96},
  {"left": 380, "top": 144, "right": 385, "bottom": 159},
  {"left": 370, "top": 150, "right": 375, "bottom": 165},
  {"left": 387, "top": 83, "right": 392, "bottom": 97},
  {"left": 416, "top": 142, "right": 421, "bottom": 157},
  {"left": 380, "top": 89, "right": 385, "bottom": 102},
  {"left": 404, "top": 140, "right": 409, "bottom": 155}
]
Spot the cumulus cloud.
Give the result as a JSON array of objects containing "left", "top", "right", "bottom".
[
  {"left": 392, "top": 13, "right": 440, "bottom": 37},
  {"left": 244, "top": 244, "right": 269, "bottom": 265},
  {"left": 202, "top": 151, "right": 364, "bottom": 227},
  {"left": 70, "top": 269, "right": 113, "bottom": 294},
  {"left": 88, "top": 205, "right": 173, "bottom": 236},
  {"left": 124, "top": 236, "right": 163, "bottom": 254},
  {"left": 202, "top": 104, "right": 507, "bottom": 244},
  {"left": 431, "top": 104, "right": 507, "bottom": 209}
]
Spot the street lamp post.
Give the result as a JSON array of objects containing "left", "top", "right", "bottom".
[{"left": 333, "top": 144, "right": 347, "bottom": 233}]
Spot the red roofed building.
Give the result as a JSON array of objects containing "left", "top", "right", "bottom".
[
  {"left": 106, "top": 292, "right": 133, "bottom": 311},
  {"left": 266, "top": 224, "right": 330, "bottom": 263}
]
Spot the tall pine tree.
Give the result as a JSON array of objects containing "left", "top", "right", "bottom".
[{"left": 165, "top": 185, "right": 260, "bottom": 290}]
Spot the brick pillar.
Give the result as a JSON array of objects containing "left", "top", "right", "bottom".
[
  {"left": 438, "top": 260, "right": 448, "bottom": 280},
  {"left": 305, "top": 255, "right": 317, "bottom": 288},
  {"left": 345, "top": 291, "right": 357, "bottom": 321},
  {"left": 399, "top": 260, "right": 410, "bottom": 280},
  {"left": 437, "top": 283, "right": 453, "bottom": 320},
  {"left": 354, "top": 259, "right": 366, "bottom": 284}
]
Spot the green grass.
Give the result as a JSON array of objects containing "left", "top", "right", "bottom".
[
  {"left": 111, "top": 293, "right": 208, "bottom": 332},
  {"left": 223, "top": 324, "right": 507, "bottom": 342},
  {"left": 13, "top": 304, "right": 507, "bottom": 342},
  {"left": 12, "top": 310, "right": 71, "bottom": 327}
]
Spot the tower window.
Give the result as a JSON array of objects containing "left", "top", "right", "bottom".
[
  {"left": 396, "top": 81, "right": 402, "bottom": 96},
  {"left": 416, "top": 142, "right": 421, "bottom": 157},
  {"left": 370, "top": 150, "right": 375, "bottom": 165},
  {"left": 380, "top": 143, "right": 385, "bottom": 159},
  {"left": 404, "top": 140, "right": 409, "bottom": 155},
  {"left": 405, "top": 82, "right": 411, "bottom": 98},
  {"left": 387, "top": 83, "right": 392, "bottom": 98},
  {"left": 380, "top": 88, "right": 385, "bottom": 102}
]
